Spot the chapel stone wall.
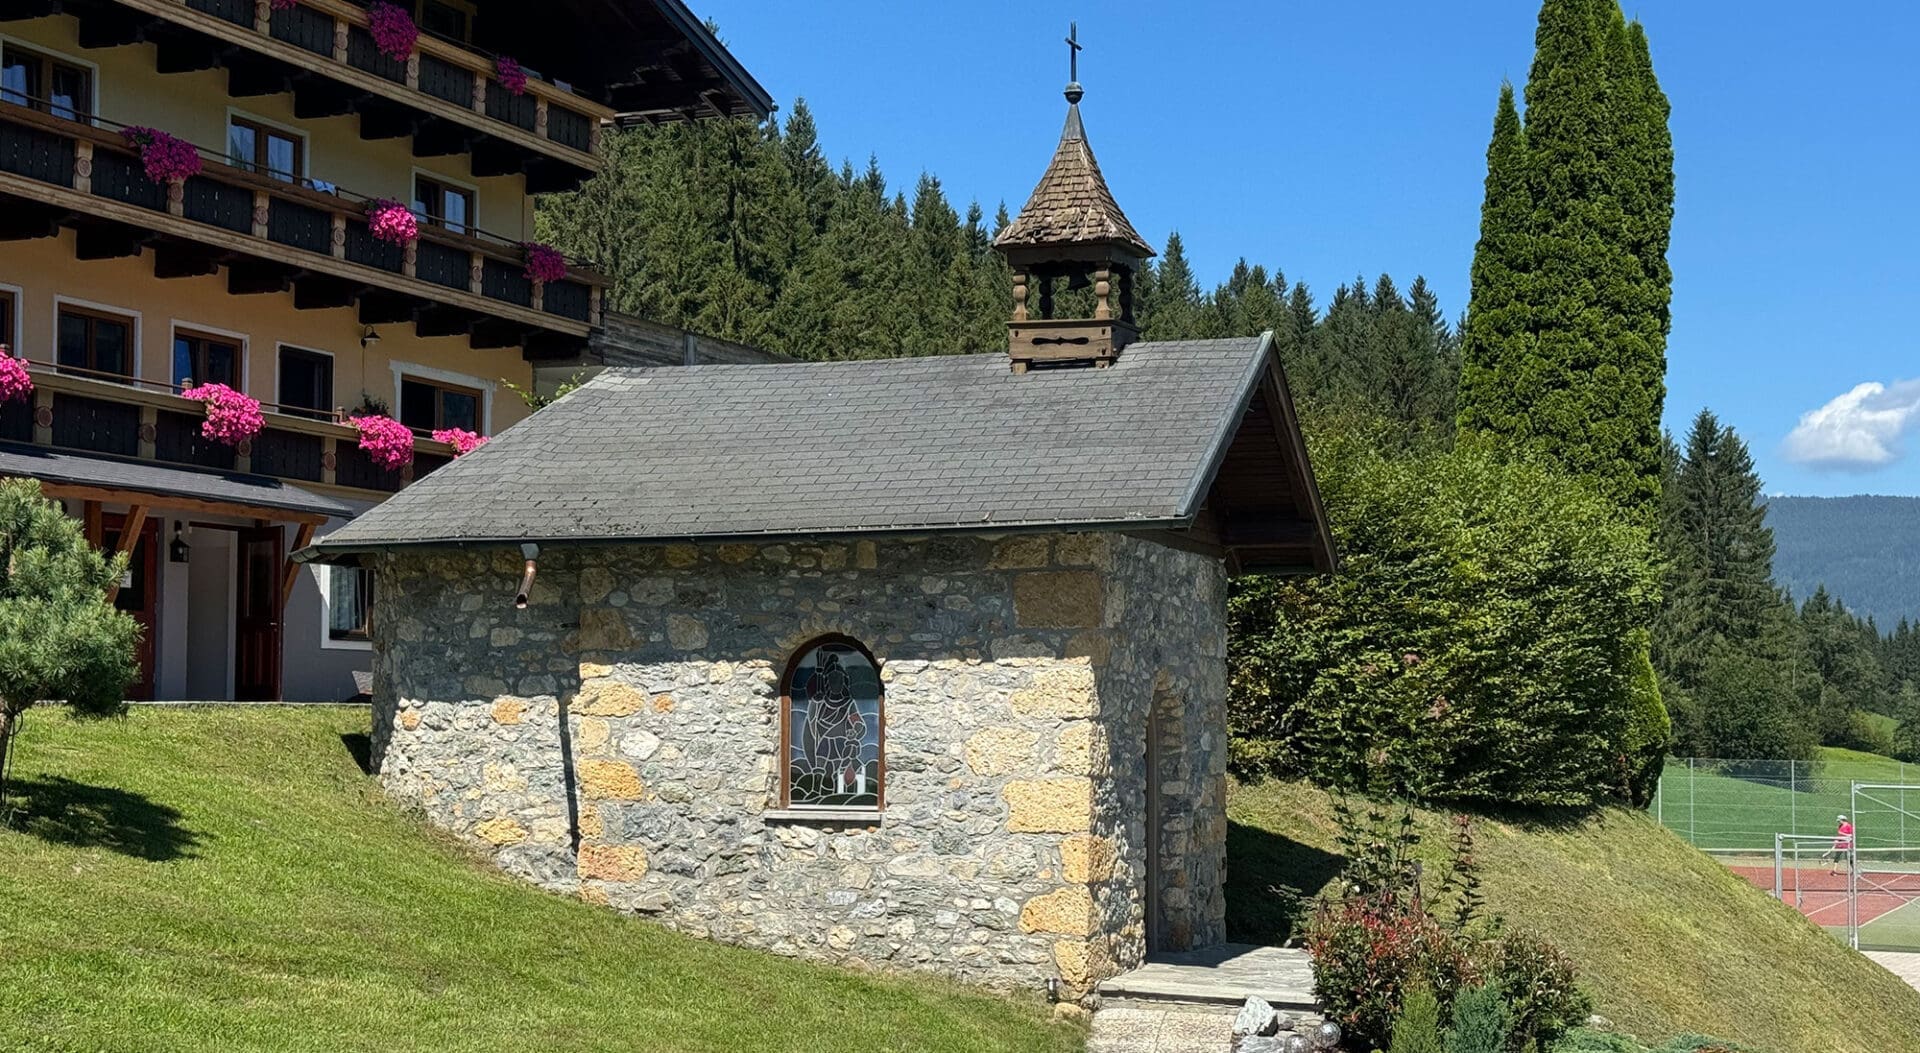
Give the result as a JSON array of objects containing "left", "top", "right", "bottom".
[{"left": 367, "top": 531, "right": 1227, "bottom": 998}]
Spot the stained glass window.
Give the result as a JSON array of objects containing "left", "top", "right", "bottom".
[{"left": 784, "top": 639, "right": 883, "bottom": 809}]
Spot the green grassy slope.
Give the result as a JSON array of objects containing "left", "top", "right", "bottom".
[
  {"left": 0, "top": 707, "right": 1080, "bottom": 1053},
  {"left": 1656, "top": 747, "right": 1920, "bottom": 851},
  {"left": 1226, "top": 780, "right": 1920, "bottom": 1053}
]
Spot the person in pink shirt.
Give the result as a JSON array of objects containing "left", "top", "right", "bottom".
[{"left": 1827, "top": 814, "right": 1855, "bottom": 875}]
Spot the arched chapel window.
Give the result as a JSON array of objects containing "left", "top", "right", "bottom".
[{"left": 781, "top": 636, "right": 883, "bottom": 810}]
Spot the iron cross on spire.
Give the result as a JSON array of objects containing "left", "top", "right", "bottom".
[{"left": 1065, "top": 22, "right": 1082, "bottom": 84}]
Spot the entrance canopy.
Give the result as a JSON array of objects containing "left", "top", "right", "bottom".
[{"left": 0, "top": 443, "right": 352, "bottom": 526}]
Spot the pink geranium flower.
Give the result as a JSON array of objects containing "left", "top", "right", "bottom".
[
  {"left": 120, "top": 127, "right": 203, "bottom": 184},
  {"left": 368, "top": 2, "right": 419, "bottom": 63},
  {"left": 431, "top": 427, "right": 489, "bottom": 456},
  {"left": 351, "top": 414, "right": 416, "bottom": 472},
  {"left": 522, "top": 243, "right": 568, "bottom": 284},
  {"left": 0, "top": 354, "right": 32, "bottom": 405},
  {"left": 367, "top": 198, "right": 418, "bottom": 246},
  {"left": 496, "top": 56, "right": 529, "bottom": 96},
  {"left": 182, "top": 383, "right": 265, "bottom": 447}
]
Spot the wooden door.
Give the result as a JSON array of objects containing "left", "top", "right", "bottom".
[
  {"left": 105, "top": 516, "right": 159, "bottom": 701},
  {"left": 234, "top": 526, "right": 282, "bottom": 701}
]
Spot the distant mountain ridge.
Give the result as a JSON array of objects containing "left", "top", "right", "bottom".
[{"left": 1766, "top": 495, "right": 1920, "bottom": 630}]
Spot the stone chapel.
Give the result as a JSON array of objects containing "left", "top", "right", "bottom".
[{"left": 303, "top": 73, "right": 1334, "bottom": 1002}]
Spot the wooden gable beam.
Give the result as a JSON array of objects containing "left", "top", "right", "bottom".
[
  {"left": 105, "top": 504, "right": 148, "bottom": 603},
  {"left": 281, "top": 521, "right": 316, "bottom": 608}
]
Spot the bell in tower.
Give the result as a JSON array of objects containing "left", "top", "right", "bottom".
[{"left": 994, "top": 24, "right": 1157, "bottom": 372}]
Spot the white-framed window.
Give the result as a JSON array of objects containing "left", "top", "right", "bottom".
[
  {"left": 412, "top": 168, "right": 478, "bottom": 235},
  {"left": 316, "top": 563, "right": 373, "bottom": 650},
  {"left": 52, "top": 296, "right": 140, "bottom": 380},
  {"left": 390, "top": 361, "right": 493, "bottom": 435},
  {"left": 0, "top": 282, "right": 21, "bottom": 357},
  {"left": 170, "top": 319, "right": 249, "bottom": 392},
  {"left": 226, "top": 108, "right": 308, "bottom": 183},
  {"left": 276, "top": 343, "right": 335, "bottom": 421},
  {"left": 0, "top": 36, "right": 98, "bottom": 123}
]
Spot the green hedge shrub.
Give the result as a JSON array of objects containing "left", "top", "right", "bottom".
[{"left": 1229, "top": 434, "right": 1658, "bottom": 807}]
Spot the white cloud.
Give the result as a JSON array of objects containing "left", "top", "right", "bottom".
[{"left": 1784, "top": 379, "right": 1920, "bottom": 469}]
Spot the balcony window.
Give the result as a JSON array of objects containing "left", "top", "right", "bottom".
[
  {"left": 1, "top": 45, "right": 92, "bottom": 122},
  {"left": 56, "top": 307, "right": 133, "bottom": 378},
  {"left": 399, "top": 375, "right": 480, "bottom": 434},
  {"left": 0, "top": 290, "right": 14, "bottom": 355},
  {"left": 277, "top": 346, "right": 334, "bottom": 420},
  {"left": 413, "top": 175, "right": 474, "bottom": 235},
  {"left": 228, "top": 116, "right": 305, "bottom": 183},
  {"left": 417, "top": 0, "right": 473, "bottom": 44},
  {"left": 173, "top": 331, "right": 241, "bottom": 389}
]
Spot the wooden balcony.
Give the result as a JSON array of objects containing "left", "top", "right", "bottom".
[
  {"left": 0, "top": 361, "right": 456, "bottom": 498},
  {"left": 0, "top": 99, "right": 605, "bottom": 357},
  {"left": 1, "top": 0, "right": 614, "bottom": 193}
]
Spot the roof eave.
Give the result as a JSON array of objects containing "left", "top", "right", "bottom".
[
  {"left": 295, "top": 513, "right": 1202, "bottom": 566},
  {"left": 644, "top": 0, "right": 776, "bottom": 119}
]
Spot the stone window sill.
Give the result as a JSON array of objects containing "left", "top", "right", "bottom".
[{"left": 762, "top": 807, "right": 884, "bottom": 824}]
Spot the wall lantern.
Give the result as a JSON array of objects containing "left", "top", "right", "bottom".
[
  {"left": 360, "top": 326, "right": 382, "bottom": 348},
  {"left": 168, "top": 522, "right": 191, "bottom": 564}
]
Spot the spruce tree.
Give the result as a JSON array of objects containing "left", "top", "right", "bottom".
[
  {"left": 1457, "top": 83, "right": 1531, "bottom": 443},
  {"left": 1143, "top": 232, "right": 1201, "bottom": 340}
]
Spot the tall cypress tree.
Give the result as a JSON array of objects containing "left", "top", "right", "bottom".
[
  {"left": 1457, "top": 0, "right": 1672, "bottom": 523},
  {"left": 1457, "top": 83, "right": 1530, "bottom": 441}
]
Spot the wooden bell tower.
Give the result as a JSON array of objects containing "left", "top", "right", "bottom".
[{"left": 994, "top": 24, "right": 1156, "bottom": 372}]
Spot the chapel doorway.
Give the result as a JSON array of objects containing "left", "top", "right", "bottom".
[
  {"left": 234, "top": 526, "right": 283, "bottom": 701},
  {"left": 1144, "top": 705, "right": 1167, "bottom": 953}
]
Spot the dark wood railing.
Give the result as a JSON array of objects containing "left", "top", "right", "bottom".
[
  {"left": 140, "top": 0, "right": 608, "bottom": 169},
  {"left": 7, "top": 363, "right": 455, "bottom": 495},
  {"left": 0, "top": 99, "right": 604, "bottom": 332}
]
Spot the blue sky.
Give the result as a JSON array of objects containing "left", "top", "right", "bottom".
[{"left": 698, "top": 1, "right": 1919, "bottom": 497}]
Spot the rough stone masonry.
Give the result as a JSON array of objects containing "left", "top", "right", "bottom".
[{"left": 368, "top": 531, "right": 1228, "bottom": 1000}]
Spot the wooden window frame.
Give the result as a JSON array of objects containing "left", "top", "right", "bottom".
[
  {"left": 777, "top": 633, "right": 886, "bottom": 812},
  {"left": 416, "top": 0, "right": 476, "bottom": 44},
  {"left": 275, "top": 344, "right": 335, "bottom": 421},
  {"left": 321, "top": 564, "right": 374, "bottom": 647},
  {"left": 54, "top": 302, "right": 137, "bottom": 378},
  {"left": 227, "top": 112, "right": 307, "bottom": 183},
  {"left": 171, "top": 327, "right": 244, "bottom": 391},
  {"left": 0, "top": 287, "right": 17, "bottom": 357},
  {"left": 0, "top": 40, "right": 96, "bottom": 123},
  {"left": 412, "top": 172, "right": 477, "bottom": 235},
  {"left": 398, "top": 373, "right": 485, "bottom": 434}
]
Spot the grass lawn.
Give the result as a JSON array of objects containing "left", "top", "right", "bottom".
[
  {"left": 0, "top": 706, "right": 1082, "bottom": 1053},
  {"left": 1656, "top": 747, "right": 1920, "bottom": 851},
  {"left": 1226, "top": 779, "right": 1920, "bottom": 1053}
]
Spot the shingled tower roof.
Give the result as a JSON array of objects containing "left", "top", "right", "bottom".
[{"left": 994, "top": 83, "right": 1154, "bottom": 258}]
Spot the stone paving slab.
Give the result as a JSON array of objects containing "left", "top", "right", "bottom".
[
  {"left": 1098, "top": 944, "right": 1317, "bottom": 1008},
  {"left": 1867, "top": 950, "right": 1920, "bottom": 994},
  {"left": 1086, "top": 1005, "right": 1236, "bottom": 1053}
]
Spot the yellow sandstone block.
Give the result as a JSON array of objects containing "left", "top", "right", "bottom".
[
  {"left": 1019, "top": 886, "right": 1096, "bottom": 935},
  {"left": 578, "top": 843, "right": 649, "bottom": 881},
  {"left": 579, "top": 759, "right": 646, "bottom": 800},
  {"left": 965, "top": 727, "right": 1039, "bottom": 776},
  {"left": 1005, "top": 778, "right": 1093, "bottom": 833},
  {"left": 1061, "top": 834, "right": 1116, "bottom": 883},
  {"left": 574, "top": 680, "right": 647, "bottom": 717},
  {"left": 473, "top": 817, "right": 527, "bottom": 846},
  {"left": 490, "top": 697, "right": 526, "bottom": 725},
  {"left": 1011, "top": 666, "right": 1097, "bottom": 719}
]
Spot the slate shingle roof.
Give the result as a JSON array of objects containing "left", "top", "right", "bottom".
[
  {"left": 993, "top": 95, "right": 1154, "bottom": 258},
  {"left": 307, "top": 337, "right": 1275, "bottom": 553}
]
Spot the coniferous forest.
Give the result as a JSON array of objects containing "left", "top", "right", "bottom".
[{"left": 538, "top": 0, "right": 1916, "bottom": 793}]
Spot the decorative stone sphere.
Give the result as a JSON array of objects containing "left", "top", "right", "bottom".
[
  {"left": 1314, "top": 1020, "right": 1343, "bottom": 1049},
  {"left": 1278, "top": 1034, "right": 1311, "bottom": 1053}
]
